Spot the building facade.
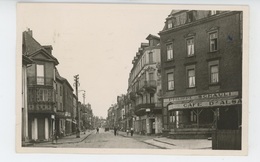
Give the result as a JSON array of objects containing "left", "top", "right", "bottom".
[
  {"left": 23, "top": 29, "right": 59, "bottom": 141},
  {"left": 22, "top": 54, "right": 33, "bottom": 143},
  {"left": 128, "top": 34, "right": 163, "bottom": 135},
  {"left": 159, "top": 10, "right": 242, "bottom": 138}
]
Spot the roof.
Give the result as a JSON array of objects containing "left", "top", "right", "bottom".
[
  {"left": 146, "top": 34, "right": 160, "bottom": 40},
  {"left": 22, "top": 30, "right": 59, "bottom": 65},
  {"left": 22, "top": 55, "right": 33, "bottom": 65}
]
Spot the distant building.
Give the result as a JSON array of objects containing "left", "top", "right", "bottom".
[
  {"left": 127, "top": 34, "right": 162, "bottom": 135},
  {"left": 159, "top": 10, "right": 242, "bottom": 139}
]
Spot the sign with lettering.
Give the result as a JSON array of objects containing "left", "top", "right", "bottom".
[
  {"left": 168, "top": 98, "right": 242, "bottom": 110},
  {"left": 164, "top": 91, "right": 239, "bottom": 103}
]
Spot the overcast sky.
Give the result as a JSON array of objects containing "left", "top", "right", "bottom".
[{"left": 17, "top": 3, "right": 175, "bottom": 118}]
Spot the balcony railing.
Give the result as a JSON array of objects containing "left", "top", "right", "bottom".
[
  {"left": 28, "top": 102, "right": 55, "bottom": 113},
  {"left": 144, "top": 80, "right": 157, "bottom": 92},
  {"left": 28, "top": 76, "right": 54, "bottom": 86},
  {"left": 145, "top": 80, "right": 156, "bottom": 88}
]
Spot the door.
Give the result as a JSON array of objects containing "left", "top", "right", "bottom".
[
  {"left": 151, "top": 119, "right": 155, "bottom": 134},
  {"left": 38, "top": 118, "right": 45, "bottom": 140}
]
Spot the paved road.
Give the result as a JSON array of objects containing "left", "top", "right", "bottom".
[{"left": 57, "top": 128, "right": 158, "bottom": 149}]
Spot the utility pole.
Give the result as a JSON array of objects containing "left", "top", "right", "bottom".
[{"left": 74, "top": 74, "right": 80, "bottom": 138}]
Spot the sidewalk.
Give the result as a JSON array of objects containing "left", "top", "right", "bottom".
[
  {"left": 117, "top": 130, "right": 211, "bottom": 149},
  {"left": 27, "top": 130, "right": 94, "bottom": 147},
  {"left": 145, "top": 137, "right": 212, "bottom": 149}
]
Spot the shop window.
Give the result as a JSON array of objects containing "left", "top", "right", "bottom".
[{"left": 190, "top": 111, "right": 197, "bottom": 122}]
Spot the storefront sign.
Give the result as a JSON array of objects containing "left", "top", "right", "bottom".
[
  {"left": 164, "top": 91, "right": 239, "bottom": 103},
  {"left": 168, "top": 98, "right": 242, "bottom": 110}
]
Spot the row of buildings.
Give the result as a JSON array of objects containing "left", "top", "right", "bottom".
[
  {"left": 107, "top": 10, "right": 243, "bottom": 141},
  {"left": 21, "top": 29, "right": 94, "bottom": 143}
]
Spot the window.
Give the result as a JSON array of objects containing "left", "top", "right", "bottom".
[
  {"left": 169, "top": 111, "right": 175, "bottom": 123},
  {"left": 60, "top": 86, "right": 62, "bottom": 96},
  {"left": 166, "top": 44, "right": 173, "bottom": 60},
  {"left": 210, "top": 65, "right": 219, "bottom": 83},
  {"left": 210, "top": 32, "right": 218, "bottom": 52},
  {"left": 190, "top": 111, "right": 197, "bottom": 122},
  {"left": 36, "top": 64, "right": 44, "bottom": 85},
  {"left": 149, "top": 73, "right": 154, "bottom": 81},
  {"left": 150, "top": 93, "right": 154, "bottom": 103},
  {"left": 167, "top": 73, "right": 174, "bottom": 90},
  {"left": 149, "top": 52, "right": 153, "bottom": 63},
  {"left": 186, "top": 38, "right": 194, "bottom": 56},
  {"left": 187, "top": 11, "right": 194, "bottom": 23},
  {"left": 188, "top": 69, "right": 195, "bottom": 88},
  {"left": 168, "top": 19, "right": 173, "bottom": 29}
]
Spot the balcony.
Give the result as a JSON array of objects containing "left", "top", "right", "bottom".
[
  {"left": 144, "top": 80, "right": 157, "bottom": 92},
  {"left": 129, "top": 92, "right": 136, "bottom": 101},
  {"left": 28, "top": 102, "right": 55, "bottom": 113},
  {"left": 134, "top": 102, "right": 162, "bottom": 116},
  {"left": 28, "top": 76, "right": 54, "bottom": 86}
]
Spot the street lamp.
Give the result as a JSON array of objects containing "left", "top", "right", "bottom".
[{"left": 78, "top": 90, "right": 86, "bottom": 105}]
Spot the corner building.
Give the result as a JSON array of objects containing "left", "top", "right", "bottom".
[
  {"left": 159, "top": 10, "right": 242, "bottom": 138},
  {"left": 128, "top": 34, "right": 163, "bottom": 135}
]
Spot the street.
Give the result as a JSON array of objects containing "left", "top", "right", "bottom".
[
  {"left": 56, "top": 128, "right": 157, "bottom": 149},
  {"left": 30, "top": 128, "right": 211, "bottom": 149}
]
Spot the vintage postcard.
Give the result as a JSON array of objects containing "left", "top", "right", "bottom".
[{"left": 16, "top": 3, "right": 249, "bottom": 155}]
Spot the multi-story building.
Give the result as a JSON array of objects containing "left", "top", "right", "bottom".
[
  {"left": 62, "top": 78, "right": 74, "bottom": 135},
  {"left": 81, "top": 103, "right": 93, "bottom": 130},
  {"left": 159, "top": 10, "right": 242, "bottom": 139},
  {"left": 107, "top": 104, "right": 117, "bottom": 129},
  {"left": 54, "top": 69, "right": 74, "bottom": 136},
  {"left": 23, "top": 29, "right": 59, "bottom": 141},
  {"left": 72, "top": 94, "right": 78, "bottom": 132},
  {"left": 117, "top": 95, "right": 126, "bottom": 131},
  {"left": 127, "top": 34, "right": 163, "bottom": 135}
]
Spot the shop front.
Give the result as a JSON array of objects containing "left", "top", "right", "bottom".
[{"left": 163, "top": 91, "right": 242, "bottom": 139}]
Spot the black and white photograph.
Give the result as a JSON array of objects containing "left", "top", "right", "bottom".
[{"left": 15, "top": 3, "right": 248, "bottom": 155}]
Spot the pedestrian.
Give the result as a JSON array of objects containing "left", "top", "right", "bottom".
[
  {"left": 114, "top": 127, "right": 117, "bottom": 136},
  {"left": 96, "top": 127, "right": 99, "bottom": 134},
  {"left": 53, "top": 129, "right": 58, "bottom": 144},
  {"left": 130, "top": 127, "right": 134, "bottom": 136},
  {"left": 126, "top": 129, "right": 129, "bottom": 136}
]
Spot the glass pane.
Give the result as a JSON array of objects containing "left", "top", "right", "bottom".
[
  {"left": 211, "top": 65, "right": 218, "bottom": 73},
  {"left": 37, "top": 65, "right": 44, "bottom": 77},
  {"left": 168, "top": 73, "right": 174, "bottom": 80},
  {"left": 188, "top": 69, "right": 195, "bottom": 76}
]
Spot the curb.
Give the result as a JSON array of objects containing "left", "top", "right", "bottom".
[
  {"left": 153, "top": 138, "right": 176, "bottom": 146},
  {"left": 66, "top": 131, "right": 94, "bottom": 144},
  {"left": 141, "top": 141, "right": 167, "bottom": 149}
]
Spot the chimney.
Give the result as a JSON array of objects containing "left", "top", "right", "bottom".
[
  {"left": 27, "top": 28, "right": 33, "bottom": 36},
  {"left": 43, "top": 45, "right": 53, "bottom": 55}
]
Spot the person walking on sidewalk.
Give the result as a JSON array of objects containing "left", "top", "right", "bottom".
[
  {"left": 53, "top": 129, "right": 58, "bottom": 144},
  {"left": 96, "top": 127, "right": 99, "bottom": 134},
  {"left": 114, "top": 127, "right": 117, "bottom": 136},
  {"left": 130, "top": 127, "right": 134, "bottom": 136}
]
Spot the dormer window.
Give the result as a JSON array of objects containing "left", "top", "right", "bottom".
[
  {"left": 187, "top": 11, "right": 195, "bottom": 23},
  {"left": 168, "top": 19, "right": 173, "bottom": 29},
  {"left": 210, "top": 10, "right": 217, "bottom": 15}
]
